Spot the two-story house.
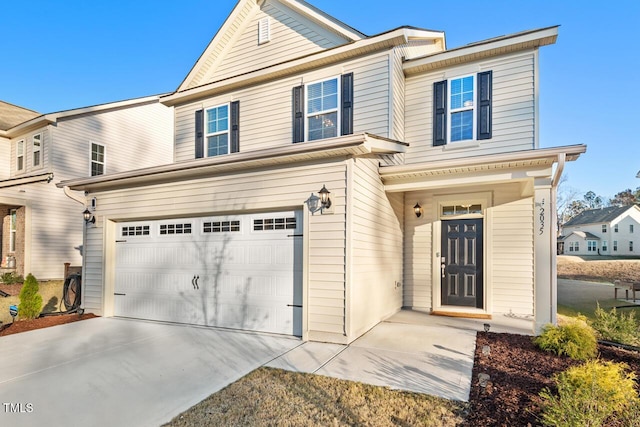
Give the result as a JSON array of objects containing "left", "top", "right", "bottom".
[
  {"left": 0, "top": 96, "right": 173, "bottom": 279},
  {"left": 559, "top": 205, "right": 640, "bottom": 256},
  {"left": 59, "top": 0, "right": 585, "bottom": 342}
]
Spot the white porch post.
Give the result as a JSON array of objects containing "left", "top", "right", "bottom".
[{"left": 534, "top": 180, "right": 557, "bottom": 333}]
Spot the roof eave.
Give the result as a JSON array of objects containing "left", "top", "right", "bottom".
[{"left": 403, "top": 26, "right": 558, "bottom": 75}]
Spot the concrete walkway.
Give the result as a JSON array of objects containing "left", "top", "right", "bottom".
[
  {"left": 268, "top": 310, "right": 533, "bottom": 401},
  {"left": 0, "top": 311, "right": 531, "bottom": 426}
]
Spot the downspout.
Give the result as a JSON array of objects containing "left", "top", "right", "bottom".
[
  {"left": 63, "top": 186, "right": 87, "bottom": 310},
  {"left": 549, "top": 153, "right": 566, "bottom": 326},
  {"left": 63, "top": 186, "right": 87, "bottom": 207}
]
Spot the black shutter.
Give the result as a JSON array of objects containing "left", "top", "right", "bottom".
[
  {"left": 195, "top": 109, "right": 204, "bottom": 158},
  {"left": 341, "top": 72, "right": 354, "bottom": 136},
  {"left": 292, "top": 85, "right": 304, "bottom": 143},
  {"left": 230, "top": 101, "right": 240, "bottom": 153},
  {"left": 477, "top": 71, "right": 492, "bottom": 140},
  {"left": 433, "top": 80, "right": 447, "bottom": 146}
]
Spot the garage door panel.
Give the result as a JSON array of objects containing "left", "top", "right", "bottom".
[{"left": 114, "top": 211, "right": 303, "bottom": 336}]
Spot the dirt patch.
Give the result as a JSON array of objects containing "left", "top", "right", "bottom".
[
  {"left": 0, "top": 282, "right": 23, "bottom": 296},
  {"left": 558, "top": 258, "right": 640, "bottom": 282},
  {"left": 466, "top": 332, "right": 640, "bottom": 426},
  {"left": 0, "top": 313, "right": 97, "bottom": 337}
]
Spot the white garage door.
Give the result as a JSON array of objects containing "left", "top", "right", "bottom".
[{"left": 114, "top": 211, "right": 303, "bottom": 336}]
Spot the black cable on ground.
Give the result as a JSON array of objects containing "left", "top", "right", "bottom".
[{"left": 39, "top": 273, "right": 82, "bottom": 317}]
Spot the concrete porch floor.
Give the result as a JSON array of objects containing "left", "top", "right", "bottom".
[{"left": 267, "top": 309, "right": 533, "bottom": 401}]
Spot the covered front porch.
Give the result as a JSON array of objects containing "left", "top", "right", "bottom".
[{"left": 380, "top": 145, "right": 586, "bottom": 333}]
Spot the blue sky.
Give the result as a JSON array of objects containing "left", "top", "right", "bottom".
[{"left": 1, "top": 0, "right": 638, "bottom": 200}]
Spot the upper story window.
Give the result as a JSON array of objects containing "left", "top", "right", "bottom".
[
  {"left": 306, "top": 78, "right": 339, "bottom": 141},
  {"left": 195, "top": 102, "right": 239, "bottom": 159},
  {"left": 292, "top": 73, "right": 353, "bottom": 143},
  {"left": 631, "top": 224, "right": 635, "bottom": 233},
  {"left": 206, "top": 104, "right": 229, "bottom": 156},
  {"left": 434, "top": 71, "right": 492, "bottom": 146},
  {"left": 16, "top": 140, "right": 24, "bottom": 172},
  {"left": 32, "top": 133, "right": 42, "bottom": 168},
  {"left": 614, "top": 224, "right": 619, "bottom": 232},
  {"left": 602, "top": 224, "right": 607, "bottom": 233},
  {"left": 91, "top": 142, "right": 105, "bottom": 176}
]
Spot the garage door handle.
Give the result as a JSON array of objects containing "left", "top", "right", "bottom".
[
  {"left": 114, "top": 293, "right": 126, "bottom": 296},
  {"left": 287, "top": 304, "right": 303, "bottom": 308},
  {"left": 192, "top": 275, "right": 199, "bottom": 290}
]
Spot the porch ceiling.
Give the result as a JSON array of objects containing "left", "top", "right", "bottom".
[{"left": 380, "top": 145, "right": 586, "bottom": 193}]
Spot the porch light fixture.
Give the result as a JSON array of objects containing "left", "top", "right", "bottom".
[
  {"left": 414, "top": 203, "right": 422, "bottom": 218},
  {"left": 83, "top": 208, "right": 95, "bottom": 225},
  {"left": 319, "top": 185, "right": 332, "bottom": 209}
]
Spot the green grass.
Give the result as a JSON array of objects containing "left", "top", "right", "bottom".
[
  {"left": 558, "top": 299, "right": 640, "bottom": 323},
  {"left": 0, "top": 281, "right": 64, "bottom": 325}
]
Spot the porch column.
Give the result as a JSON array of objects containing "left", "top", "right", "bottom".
[{"left": 533, "top": 181, "right": 556, "bottom": 333}]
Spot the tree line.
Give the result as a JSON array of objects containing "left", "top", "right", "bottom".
[{"left": 557, "top": 183, "right": 640, "bottom": 225}]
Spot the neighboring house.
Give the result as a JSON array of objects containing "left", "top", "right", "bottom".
[
  {"left": 60, "top": 0, "right": 585, "bottom": 342},
  {"left": 559, "top": 205, "right": 640, "bottom": 256},
  {"left": 0, "top": 96, "right": 173, "bottom": 279}
]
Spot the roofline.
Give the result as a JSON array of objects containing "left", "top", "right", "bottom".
[
  {"left": 562, "top": 205, "right": 640, "bottom": 227},
  {"left": 163, "top": 27, "right": 444, "bottom": 106},
  {"left": 403, "top": 26, "right": 558, "bottom": 75},
  {"left": 2, "top": 94, "right": 165, "bottom": 138},
  {"left": 57, "top": 133, "right": 406, "bottom": 192},
  {"left": 380, "top": 144, "right": 586, "bottom": 177}
]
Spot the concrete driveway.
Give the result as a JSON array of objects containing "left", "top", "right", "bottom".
[{"left": 0, "top": 317, "right": 300, "bottom": 427}]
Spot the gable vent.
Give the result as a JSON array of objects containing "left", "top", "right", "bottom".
[{"left": 258, "top": 17, "right": 271, "bottom": 45}]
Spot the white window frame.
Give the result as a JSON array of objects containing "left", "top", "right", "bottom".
[
  {"left": 32, "top": 133, "right": 42, "bottom": 168},
  {"left": 631, "top": 224, "right": 635, "bottom": 233},
  {"left": 614, "top": 224, "right": 619, "bottom": 232},
  {"left": 205, "top": 103, "right": 230, "bottom": 157},
  {"left": 9, "top": 209, "right": 17, "bottom": 253},
  {"left": 447, "top": 74, "right": 476, "bottom": 144},
  {"left": 305, "top": 76, "right": 340, "bottom": 142},
  {"left": 587, "top": 240, "right": 597, "bottom": 252},
  {"left": 602, "top": 241, "right": 608, "bottom": 252},
  {"left": 16, "top": 140, "right": 24, "bottom": 172},
  {"left": 602, "top": 224, "right": 607, "bottom": 233},
  {"left": 613, "top": 240, "right": 618, "bottom": 251},
  {"left": 90, "top": 142, "right": 106, "bottom": 176}
]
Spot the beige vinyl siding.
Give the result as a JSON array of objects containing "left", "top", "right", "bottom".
[
  {"left": 349, "top": 158, "right": 403, "bottom": 339},
  {"left": 0, "top": 138, "right": 10, "bottom": 180},
  {"left": 403, "top": 183, "right": 534, "bottom": 314},
  {"left": 404, "top": 51, "right": 536, "bottom": 164},
  {"left": 175, "top": 52, "right": 391, "bottom": 162},
  {"left": 489, "top": 196, "right": 534, "bottom": 315},
  {"left": 52, "top": 101, "right": 173, "bottom": 179},
  {"left": 83, "top": 160, "right": 348, "bottom": 340},
  {"left": 202, "top": 0, "right": 348, "bottom": 85}
]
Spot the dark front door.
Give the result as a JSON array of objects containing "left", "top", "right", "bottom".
[{"left": 441, "top": 219, "right": 483, "bottom": 308}]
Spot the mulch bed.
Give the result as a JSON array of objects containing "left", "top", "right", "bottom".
[
  {"left": 0, "top": 313, "right": 97, "bottom": 336},
  {"left": 0, "top": 282, "right": 23, "bottom": 296},
  {"left": 466, "top": 332, "right": 640, "bottom": 426}
]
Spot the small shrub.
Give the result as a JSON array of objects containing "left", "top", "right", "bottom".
[
  {"left": 591, "top": 303, "right": 640, "bottom": 346},
  {"left": 534, "top": 318, "right": 597, "bottom": 360},
  {"left": 18, "top": 273, "right": 42, "bottom": 319},
  {"left": 540, "top": 359, "right": 639, "bottom": 427},
  {"left": 1, "top": 272, "right": 24, "bottom": 284}
]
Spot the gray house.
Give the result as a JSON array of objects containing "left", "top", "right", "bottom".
[{"left": 60, "top": 0, "right": 585, "bottom": 342}]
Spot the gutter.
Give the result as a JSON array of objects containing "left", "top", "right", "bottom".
[{"left": 0, "top": 172, "right": 54, "bottom": 189}]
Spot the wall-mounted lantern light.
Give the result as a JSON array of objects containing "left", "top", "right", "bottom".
[
  {"left": 414, "top": 203, "right": 422, "bottom": 218},
  {"left": 319, "top": 185, "right": 332, "bottom": 209},
  {"left": 83, "top": 208, "right": 95, "bottom": 225}
]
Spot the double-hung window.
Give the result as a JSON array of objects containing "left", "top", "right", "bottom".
[
  {"left": 587, "top": 241, "right": 597, "bottom": 252},
  {"left": 195, "top": 102, "right": 239, "bottom": 159},
  {"left": 434, "top": 71, "right": 492, "bottom": 146},
  {"left": 33, "top": 133, "right": 42, "bottom": 168},
  {"left": 292, "top": 73, "right": 353, "bottom": 143},
  {"left": 602, "top": 224, "right": 607, "bottom": 233},
  {"left": 16, "top": 140, "right": 24, "bottom": 172},
  {"left": 306, "top": 78, "right": 339, "bottom": 141},
  {"left": 631, "top": 224, "right": 635, "bottom": 233},
  {"left": 613, "top": 240, "right": 618, "bottom": 251},
  {"left": 602, "top": 241, "right": 608, "bottom": 251},
  {"left": 91, "top": 142, "right": 105, "bottom": 176},
  {"left": 205, "top": 104, "right": 229, "bottom": 157}
]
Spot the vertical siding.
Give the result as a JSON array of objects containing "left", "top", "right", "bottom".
[
  {"left": 83, "top": 160, "right": 348, "bottom": 340},
  {"left": 490, "top": 195, "right": 534, "bottom": 315},
  {"left": 404, "top": 51, "right": 536, "bottom": 164},
  {"left": 348, "top": 158, "right": 403, "bottom": 339},
  {"left": 175, "top": 52, "right": 391, "bottom": 162}
]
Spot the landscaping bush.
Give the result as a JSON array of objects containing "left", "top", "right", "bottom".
[
  {"left": 540, "top": 359, "right": 639, "bottom": 427},
  {"left": 534, "top": 317, "right": 598, "bottom": 360},
  {"left": 1, "top": 272, "right": 24, "bottom": 284},
  {"left": 18, "top": 273, "right": 42, "bottom": 319},
  {"left": 591, "top": 304, "right": 640, "bottom": 346}
]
